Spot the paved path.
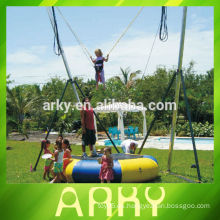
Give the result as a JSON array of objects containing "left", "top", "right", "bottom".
[{"left": 97, "top": 137, "right": 214, "bottom": 151}]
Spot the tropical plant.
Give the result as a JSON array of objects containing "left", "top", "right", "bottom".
[
  {"left": 7, "top": 84, "right": 43, "bottom": 138},
  {"left": 114, "top": 67, "right": 141, "bottom": 89},
  {"left": 6, "top": 63, "right": 214, "bottom": 137}
]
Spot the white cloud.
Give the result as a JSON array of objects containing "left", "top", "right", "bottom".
[
  {"left": 7, "top": 51, "right": 41, "bottom": 64},
  {"left": 7, "top": 46, "right": 48, "bottom": 65},
  {"left": 30, "top": 45, "right": 48, "bottom": 54},
  {"left": 189, "top": 11, "right": 213, "bottom": 31},
  {"left": 7, "top": 27, "right": 213, "bottom": 86}
]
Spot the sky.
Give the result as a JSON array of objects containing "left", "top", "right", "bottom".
[{"left": 7, "top": 6, "right": 213, "bottom": 86}]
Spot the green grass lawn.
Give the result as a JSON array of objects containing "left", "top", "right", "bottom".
[{"left": 6, "top": 140, "right": 213, "bottom": 184}]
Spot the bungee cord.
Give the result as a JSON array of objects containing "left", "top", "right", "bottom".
[
  {"left": 142, "top": 6, "right": 168, "bottom": 78},
  {"left": 56, "top": 7, "right": 94, "bottom": 67},
  {"left": 55, "top": 6, "right": 144, "bottom": 59},
  {"left": 159, "top": 6, "right": 168, "bottom": 42},
  {"left": 49, "top": 7, "right": 168, "bottom": 80}
]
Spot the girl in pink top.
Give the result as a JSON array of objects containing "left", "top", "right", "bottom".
[
  {"left": 99, "top": 147, "right": 114, "bottom": 183},
  {"left": 42, "top": 140, "right": 53, "bottom": 180}
]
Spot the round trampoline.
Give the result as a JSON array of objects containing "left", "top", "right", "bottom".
[{"left": 65, "top": 153, "right": 159, "bottom": 183}]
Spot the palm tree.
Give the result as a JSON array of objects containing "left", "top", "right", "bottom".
[
  {"left": 115, "top": 67, "right": 141, "bottom": 89},
  {"left": 7, "top": 85, "right": 43, "bottom": 138}
]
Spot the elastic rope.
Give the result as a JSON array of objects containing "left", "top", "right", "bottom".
[
  {"left": 142, "top": 7, "right": 168, "bottom": 78},
  {"left": 56, "top": 7, "right": 94, "bottom": 67},
  {"left": 107, "top": 7, "right": 144, "bottom": 55},
  {"left": 159, "top": 6, "right": 168, "bottom": 42},
  {"left": 142, "top": 23, "right": 160, "bottom": 78},
  {"left": 56, "top": 7, "right": 144, "bottom": 63}
]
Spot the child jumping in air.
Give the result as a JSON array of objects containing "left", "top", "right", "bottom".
[
  {"left": 99, "top": 147, "right": 114, "bottom": 183},
  {"left": 42, "top": 140, "right": 53, "bottom": 180},
  {"left": 90, "top": 49, "right": 109, "bottom": 90}
]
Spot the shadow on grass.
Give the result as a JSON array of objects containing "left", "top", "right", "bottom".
[{"left": 145, "top": 175, "right": 162, "bottom": 183}]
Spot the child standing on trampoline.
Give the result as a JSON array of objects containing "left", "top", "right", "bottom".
[
  {"left": 62, "top": 139, "right": 72, "bottom": 173},
  {"left": 90, "top": 49, "right": 109, "bottom": 90},
  {"left": 99, "top": 147, "right": 114, "bottom": 183}
]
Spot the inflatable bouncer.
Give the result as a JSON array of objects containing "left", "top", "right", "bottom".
[{"left": 65, "top": 153, "right": 159, "bottom": 183}]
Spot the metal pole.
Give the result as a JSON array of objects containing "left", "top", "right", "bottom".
[
  {"left": 33, "top": 80, "right": 70, "bottom": 171},
  {"left": 32, "top": 8, "right": 81, "bottom": 171},
  {"left": 48, "top": 7, "right": 80, "bottom": 102},
  {"left": 138, "top": 71, "right": 177, "bottom": 154},
  {"left": 47, "top": 7, "right": 121, "bottom": 154},
  {"left": 167, "top": 7, "right": 187, "bottom": 171},
  {"left": 180, "top": 70, "right": 201, "bottom": 181}
]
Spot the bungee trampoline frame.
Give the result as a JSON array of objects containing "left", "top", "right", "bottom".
[
  {"left": 33, "top": 6, "right": 201, "bottom": 183},
  {"left": 33, "top": 7, "right": 120, "bottom": 171}
]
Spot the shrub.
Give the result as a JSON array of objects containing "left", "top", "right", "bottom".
[
  {"left": 29, "top": 121, "right": 39, "bottom": 131},
  {"left": 176, "top": 121, "right": 213, "bottom": 137},
  {"left": 76, "top": 128, "right": 82, "bottom": 138},
  {"left": 151, "top": 128, "right": 168, "bottom": 136}
]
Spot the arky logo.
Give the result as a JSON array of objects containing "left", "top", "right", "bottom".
[{"left": 56, "top": 187, "right": 165, "bottom": 217}]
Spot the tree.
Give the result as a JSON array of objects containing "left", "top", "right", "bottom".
[
  {"left": 7, "top": 84, "right": 42, "bottom": 138},
  {"left": 6, "top": 62, "right": 214, "bottom": 136},
  {"left": 115, "top": 67, "right": 141, "bottom": 89}
]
